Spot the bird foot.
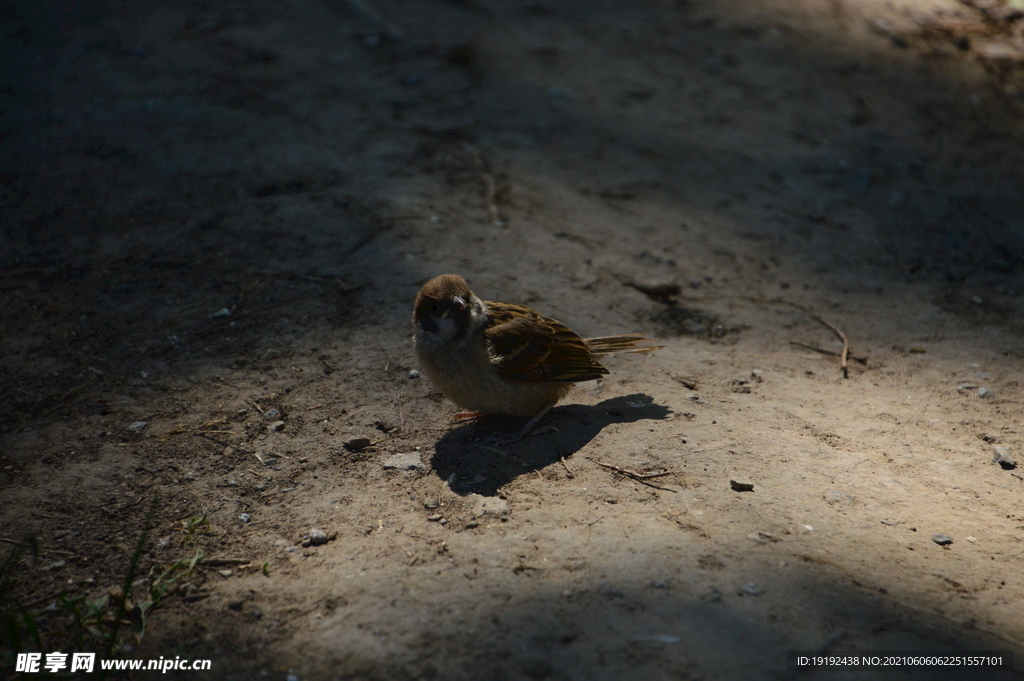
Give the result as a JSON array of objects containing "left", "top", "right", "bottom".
[{"left": 452, "top": 410, "right": 486, "bottom": 422}]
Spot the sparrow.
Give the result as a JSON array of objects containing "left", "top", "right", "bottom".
[{"left": 413, "top": 274, "right": 662, "bottom": 444}]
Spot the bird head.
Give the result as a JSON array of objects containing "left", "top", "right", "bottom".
[{"left": 413, "top": 274, "right": 485, "bottom": 343}]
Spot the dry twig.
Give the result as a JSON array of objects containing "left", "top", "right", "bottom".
[
  {"left": 666, "top": 293, "right": 856, "bottom": 378},
  {"left": 670, "top": 374, "right": 699, "bottom": 390},
  {"left": 789, "top": 341, "right": 866, "bottom": 365},
  {"left": 197, "top": 558, "right": 250, "bottom": 567},
  {"left": 463, "top": 143, "right": 503, "bottom": 225},
  {"left": 593, "top": 460, "right": 677, "bottom": 492},
  {"left": 790, "top": 303, "right": 851, "bottom": 378}
]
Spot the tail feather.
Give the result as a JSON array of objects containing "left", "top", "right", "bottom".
[{"left": 584, "top": 334, "right": 664, "bottom": 356}]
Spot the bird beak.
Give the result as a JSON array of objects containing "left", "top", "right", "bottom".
[{"left": 452, "top": 296, "right": 467, "bottom": 311}]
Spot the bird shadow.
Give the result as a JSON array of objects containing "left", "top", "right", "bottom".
[{"left": 429, "top": 393, "right": 673, "bottom": 496}]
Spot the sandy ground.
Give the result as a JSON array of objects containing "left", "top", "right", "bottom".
[{"left": 2, "top": 0, "right": 1024, "bottom": 679}]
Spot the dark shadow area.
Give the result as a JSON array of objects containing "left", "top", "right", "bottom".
[
  {"left": 0, "top": 0, "right": 428, "bottom": 431},
  {"left": 2, "top": 0, "right": 1023, "bottom": 428},
  {"left": 430, "top": 393, "right": 672, "bottom": 495},
  {"left": 355, "top": 577, "right": 1022, "bottom": 681},
  {"left": 135, "top": 542, "right": 1022, "bottom": 681}
]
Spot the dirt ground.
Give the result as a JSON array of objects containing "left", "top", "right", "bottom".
[{"left": 2, "top": 0, "right": 1024, "bottom": 679}]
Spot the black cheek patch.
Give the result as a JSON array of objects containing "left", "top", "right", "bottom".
[{"left": 419, "top": 316, "right": 438, "bottom": 333}]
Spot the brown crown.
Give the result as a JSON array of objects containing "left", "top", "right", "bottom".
[{"left": 413, "top": 274, "right": 474, "bottom": 323}]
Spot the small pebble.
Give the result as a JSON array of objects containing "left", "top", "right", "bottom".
[
  {"left": 408, "top": 369, "right": 420, "bottom": 379},
  {"left": 239, "top": 513, "right": 251, "bottom": 523},
  {"left": 308, "top": 528, "right": 328, "bottom": 546},
  {"left": 268, "top": 420, "right": 286, "bottom": 432},
  {"left": 426, "top": 514, "right": 443, "bottom": 522},
  {"left": 469, "top": 494, "right": 509, "bottom": 518},
  {"left": 343, "top": 437, "right": 372, "bottom": 452},
  {"left": 932, "top": 534, "right": 953, "bottom": 546},
  {"left": 128, "top": 421, "right": 148, "bottom": 431},
  {"left": 218, "top": 569, "right": 233, "bottom": 577},
  {"left": 977, "top": 386, "right": 993, "bottom": 398},
  {"left": 730, "top": 479, "right": 754, "bottom": 492},
  {"left": 629, "top": 634, "right": 681, "bottom": 644},
  {"left": 824, "top": 490, "right": 853, "bottom": 505},
  {"left": 222, "top": 445, "right": 236, "bottom": 456},
  {"left": 547, "top": 86, "right": 577, "bottom": 100},
  {"left": 423, "top": 498, "right": 439, "bottom": 510},
  {"left": 992, "top": 445, "right": 1016, "bottom": 470},
  {"left": 740, "top": 582, "right": 765, "bottom": 596},
  {"left": 382, "top": 452, "right": 426, "bottom": 471},
  {"left": 628, "top": 279, "right": 682, "bottom": 298},
  {"left": 264, "top": 408, "right": 280, "bottom": 418}
]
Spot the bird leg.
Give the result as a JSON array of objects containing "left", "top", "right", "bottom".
[{"left": 493, "top": 403, "right": 556, "bottom": 446}]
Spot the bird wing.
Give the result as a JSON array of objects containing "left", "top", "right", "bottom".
[
  {"left": 583, "top": 334, "right": 664, "bottom": 356},
  {"left": 483, "top": 302, "right": 609, "bottom": 383}
]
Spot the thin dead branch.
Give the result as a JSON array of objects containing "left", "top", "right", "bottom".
[
  {"left": 593, "top": 460, "right": 678, "bottom": 492},
  {"left": 665, "top": 293, "right": 857, "bottom": 378},
  {"left": 790, "top": 342, "right": 867, "bottom": 365},
  {"left": 462, "top": 143, "right": 503, "bottom": 225}
]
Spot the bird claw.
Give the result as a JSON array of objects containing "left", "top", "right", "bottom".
[{"left": 452, "top": 410, "right": 486, "bottom": 422}]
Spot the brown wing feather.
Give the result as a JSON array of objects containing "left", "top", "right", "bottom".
[
  {"left": 584, "top": 334, "right": 664, "bottom": 356},
  {"left": 483, "top": 302, "right": 609, "bottom": 383}
]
